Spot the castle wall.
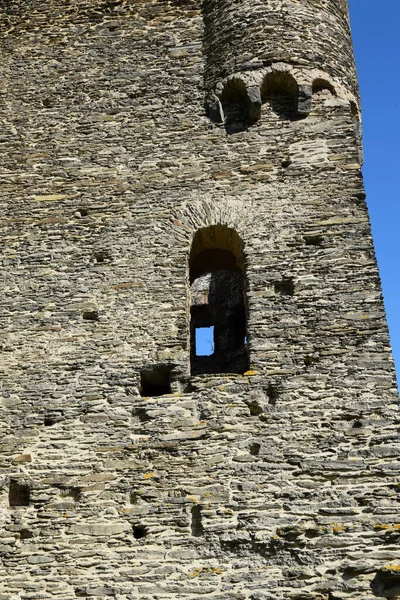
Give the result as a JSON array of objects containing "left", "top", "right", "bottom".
[{"left": 0, "top": 2, "right": 399, "bottom": 599}]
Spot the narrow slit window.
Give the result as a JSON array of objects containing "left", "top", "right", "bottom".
[{"left": 196, "top": 326, "right": 214, "bottom": 356}]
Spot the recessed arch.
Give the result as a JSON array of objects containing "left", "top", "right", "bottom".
[
  {"left": 189, "top": 225, "right": 244, "bottom": 283},
  {"left": 219, "top": 77, "right": 251, "bottom": 134},
  {"left": 261, "top": 71, "right": 298, "bottom": 118},
  {"left": 312, "top": 78, "right": 336, "bottom": 96}
]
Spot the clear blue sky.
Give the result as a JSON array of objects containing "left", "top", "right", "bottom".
[{"left": 349, "top": 1, "right": 400, "bottom": 384}]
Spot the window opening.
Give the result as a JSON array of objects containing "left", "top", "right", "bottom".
[
  {"left": 191, "top": 505, "right": 204, "bottom": 537},
  {"left": 189, "top": 225, "right": 249, "bottom": 375},
  {"left": 140, "top": 365, "right": 172, "bottom": 397},
  {"left": 195, "top": 326, "right": 214, "bottom": 356}
]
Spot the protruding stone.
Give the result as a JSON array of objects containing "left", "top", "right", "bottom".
[
  {"left": 246, "top": 86, "right": 262, "bottom": 121},
  {"left": 297, "top": 84, "right": 313, "bottom": 115}
]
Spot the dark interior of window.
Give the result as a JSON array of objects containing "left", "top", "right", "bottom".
[{"left": 140, "top": 365, "right": 172, "bottom": 397}]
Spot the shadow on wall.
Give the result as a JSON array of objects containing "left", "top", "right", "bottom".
[{"left": 370, "top": 567, "right": 400, "bottom": 598}]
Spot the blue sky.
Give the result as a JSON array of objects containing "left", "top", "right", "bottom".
[{"left": 348, "top": 1, "right": 400, "bottom": 384}]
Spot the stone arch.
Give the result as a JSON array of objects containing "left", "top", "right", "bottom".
[
  {"left": 261, "top": 71, "right": 299, "bottom": 118},
  {"left": 189, "top": 225, "right": 249, "bottom": 375},
  {"left": 219, "top": 77, "right": 256, "bottom": 134},
  {"left": 312, "top": 78, "right": 337, "bottom": 96},
  {"left": 189, "top": 224, "right": 244, "bottom": 283}
]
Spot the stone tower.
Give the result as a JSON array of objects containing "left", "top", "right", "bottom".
[{"left": 1, "top": 0, "right": 399, "bottom": 599}]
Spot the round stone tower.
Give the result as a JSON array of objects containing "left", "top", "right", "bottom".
[
  {"left": 203, "top": 0, "right": 358, "bottom": 95},
  {"left": 0, "top": 1, "right": 399, "bottom": 599},
  {"left": 203, "top": 0, "right": 360, "bottom": 134}
]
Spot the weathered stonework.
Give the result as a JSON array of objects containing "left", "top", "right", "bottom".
[{"left": 0, "top": 1, "right": 399, "bottom": 599}]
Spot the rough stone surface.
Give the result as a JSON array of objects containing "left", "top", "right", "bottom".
[{"left": 0, "top": 1, "right": 399, "bottom": 599}]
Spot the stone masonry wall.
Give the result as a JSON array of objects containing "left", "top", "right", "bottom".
[{"left": 0, "top": 1, "right": 399, "bottom": 599}]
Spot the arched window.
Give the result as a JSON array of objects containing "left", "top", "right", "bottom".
[{"left": 189, "top": 225, "right": 249, "bottom": 375}]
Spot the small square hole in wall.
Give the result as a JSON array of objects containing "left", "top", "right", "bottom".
[
  {"left": 195, "top": 326, "right": 214, "bottom": 356},
  {"left": 133, "top": 524, "right": 148, "bottom": 539},
  {"left": 274, "top": 277, "right": 294, "bottom": 296},
  {"left": 82, "top": 310, "right": 99, "bottom": 321},
  {"left": 93, "top": 251, "right": 111, "bottom": 264},
  {"left": 140, "top": 365, "right": 172, "bottom": 397},
  {"left": 9, "top": 480, "right": 30, "bottom": 507},
  {"left": 77, "top": 207, "right": 89, "bottom": 217},
  {"left": 304, "top": 234, "right": 323, "bottom": 247}
]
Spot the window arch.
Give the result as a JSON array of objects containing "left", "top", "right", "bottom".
[
  {"left": 220, "top": 78, "right": 249, "bottom": 134},
  {"left": 261, "top": 71, "right": 298, "bottom": 119},
  {"left": 312, "top": 78, "right": 336, "bottom": 96},
  {"left": 189, "top": 225, "right": 249, "bottom": 375}
]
